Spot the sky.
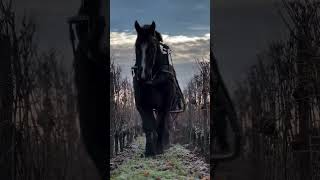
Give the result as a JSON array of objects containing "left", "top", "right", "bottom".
[
  {"left": 11, "top": 0, "right": 288, "bottom": 92},
  {"left": 110, "top": 0, "right": 210, "bottom": 90}
]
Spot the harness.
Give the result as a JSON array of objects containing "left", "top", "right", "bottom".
[{"left": 132, "top": 42, "right": 186, "bottom": 114}]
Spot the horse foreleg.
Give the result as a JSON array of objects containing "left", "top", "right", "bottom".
[
  {"left": 156, "top": 110, "right": 171, "bottom": 152},
  {"left": 137, "top": 108, "right": 158, "bottom": 157}
]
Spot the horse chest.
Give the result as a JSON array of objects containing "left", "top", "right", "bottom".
[{"left": 133, "top": 82, "right": 169, "bottom": 108}]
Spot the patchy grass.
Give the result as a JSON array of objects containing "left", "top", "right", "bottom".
[{"left": 110, "top": 137, "right": 208, "bottom": 180}]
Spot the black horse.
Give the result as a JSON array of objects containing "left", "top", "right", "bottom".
[{"left": 132, "top": 21, "right": 177, "bottom": 157}]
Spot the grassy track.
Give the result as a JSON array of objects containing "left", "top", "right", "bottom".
[{"left": 111, "top": 137, "right": 209, "bottom": 180}]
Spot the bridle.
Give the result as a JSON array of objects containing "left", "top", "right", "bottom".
[{"left": 132, "top": 38, "right": 175, "bottom": 84}]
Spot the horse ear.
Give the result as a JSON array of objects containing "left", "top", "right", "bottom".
[
  {"left": 135, "top": 20, "right": 141, "bottom": 33},
  {"left": 150, "top": 21, "right": 156, "bottom": 33}
]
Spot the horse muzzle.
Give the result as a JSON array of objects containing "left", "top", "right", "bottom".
[
  {"left": 132, "top": 66, "right": 153, "bottom": 83},
  {"left": 141, "top": 69, "right": 153, "bottom": 80}
]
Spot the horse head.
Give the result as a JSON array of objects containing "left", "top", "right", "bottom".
[{"left": 134, "top": 20, "right": 162, "bottom": 81}]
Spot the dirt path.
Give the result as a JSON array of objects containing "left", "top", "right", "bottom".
[{"left": 110, "top": 137, "right": 210, "bottom": 180}]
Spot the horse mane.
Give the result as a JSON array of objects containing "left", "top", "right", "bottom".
[{"left": 155, "top": 31, "right": 163, "bottom": 42}]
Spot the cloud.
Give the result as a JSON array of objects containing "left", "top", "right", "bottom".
[
  {"left": 110, "top": 31, "right": 209, "bottom": 65},
  {"left": 187, "top": 25, "right": 210, "bottom": 31}
]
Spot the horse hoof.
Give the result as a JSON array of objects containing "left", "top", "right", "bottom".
[
  {"left": 144, "top": 144, "right": 156, "bottom": 157},
  {"left": 144, "top": 151, "right": 156, "bottom": 157},
  {"left": 155, "top": 142, "right": 164, "bottom": 155},
  {"left": 163, "top": 143, "right": 171, "bottom": 151},
  {"left": 156, "top": 149, "right": 163, "bottom": 155},
  {"left": 155, "top": 147, "right": 164, "bottom": 155}
]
